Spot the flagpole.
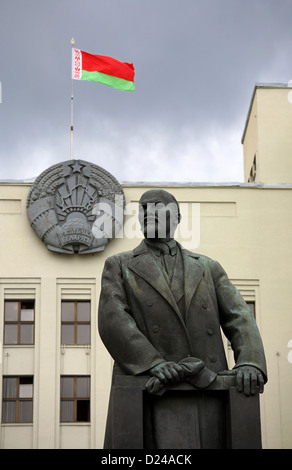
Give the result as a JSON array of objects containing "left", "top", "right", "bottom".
[{"left": 70, "top": 37, "right": 75, "bottom": 160}]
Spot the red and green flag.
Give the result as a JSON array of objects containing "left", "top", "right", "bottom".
[{"left": 72, "top": 49, "right": 135, "bottom": 91}]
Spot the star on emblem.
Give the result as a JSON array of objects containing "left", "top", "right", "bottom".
[{"left": 69, "top": 161, "right": 85, "bottom": 173}]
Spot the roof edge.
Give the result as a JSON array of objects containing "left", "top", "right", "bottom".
[{"left": 1, "top": 180, "right": 292, "bottom": 189}]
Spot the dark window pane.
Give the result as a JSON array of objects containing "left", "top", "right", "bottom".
[
  {"left": 77, "top": 325, "right": 90, "bottom": 345},
  {"left": 21, "top": 301, "right": 34, "bottom": 310},
  {"left": 61, "top": 377, "right": 74, "bottom": 398},
  {"left": 20, "top": 324, "right": 34, "bottom": 344},
  {"left": 247, "top": 302, "right": 255, "bottom": 317},
  {"left": 2, "top": 401, "right": 16, "bottom": 423},
  {"left": 60, "top": 401, "right": 74, "bottom": 422},
  {"left": 77, "top": 377, "right": 90, "bottom": 398},
  {"left": 76, "top": 400, "right": 90, "bottom": 422},
  {"left": 77, "top": 302, "right": 90, "bottom": 322},
  {"left": 3, "top": 378, "right": 17, "bottom": 398},
  {"left": 19, "top": 401, "right": 33, "bottom": 422},
  {"left": 4, "top": 324, "right": 18, "bottom": 344},
  {"left": 61, "top": 324, "right": 75, "bottom": 344},
  {"left": 61, "top": 302, "right": 75, "bottom": 322},
  {"left": 4, "top": 302, "right": 18, "bottom": 321},
  {"left": 19, "top": 377, "right": 33, "bottom": 385}
]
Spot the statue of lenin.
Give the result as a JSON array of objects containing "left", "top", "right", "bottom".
[{"left": 98, "top": 189, "right": 267, "bottom": 449}]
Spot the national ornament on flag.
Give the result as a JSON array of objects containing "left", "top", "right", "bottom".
[{"left": 72, "top": 49, "right": 135, "bottom": 91}]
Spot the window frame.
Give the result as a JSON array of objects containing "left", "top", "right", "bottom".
[
  {"left": 60, "top": 375, "right": 91, "bottom": 423},
  {"left": 3, "top": 300, "right": 35, "bottom": 345},
  {"left": 2, "top": 376, "right": 34, "bottom": 423}
]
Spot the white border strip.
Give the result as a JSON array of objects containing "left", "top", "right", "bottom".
[{"left": 72, "top": 48, "right": 82, "bottom": 80}]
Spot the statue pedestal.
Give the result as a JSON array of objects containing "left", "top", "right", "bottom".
[{"left": 110, "top": 374, "right": 262, "bottom": 449}]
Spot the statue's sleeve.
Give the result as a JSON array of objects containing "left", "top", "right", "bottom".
[
  {"left": 211, "top": 260, "right": 267, "bottom": 382},
  {"left": 98, "top": 255, "right": 165, "bottom": 375}
]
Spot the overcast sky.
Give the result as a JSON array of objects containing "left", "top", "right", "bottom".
[{"left": 1, "top": 0, "right": 292, "bottom": 183}]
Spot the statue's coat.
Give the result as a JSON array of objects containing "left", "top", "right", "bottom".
[{"left": 98, "top": 240, "right": 267, "bottom": 448}]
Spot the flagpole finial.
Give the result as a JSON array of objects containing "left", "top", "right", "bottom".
[{"left": 71, "top": 38, "right": 75, "bottom": 47}]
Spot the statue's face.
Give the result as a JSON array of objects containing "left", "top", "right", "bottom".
[{"left": 138, "top": 190, "right": 180, "bottom": 241}]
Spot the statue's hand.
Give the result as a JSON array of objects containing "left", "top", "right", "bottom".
[
  {"left": 234, "top": 366, "right": 265, "bottom": 396},
  {"left": 149, "top": 361, "right": 185, "bottom": 385}
]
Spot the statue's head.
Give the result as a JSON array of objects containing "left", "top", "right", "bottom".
[{"left": 138, "top": 189, "right": 181, "bottom": 241}]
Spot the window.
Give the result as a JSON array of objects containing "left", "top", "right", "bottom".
[
  {"left": 4, "top": 301, "right": 35, "bottom": 345},
  {"left": 246, "top": 301, "right": 256, "bottom": 318},
  {"left": 2, "top": 376, "right": 34, "bottom": 423},
  {"left": 60, "top": 376, "right": 90, "bottom": 422},
  {"left": 61, "top": 301, "right": 91, "bottom": 345},
  {"left": 248, "top": 154, "right": 257, "bottom": 182}
]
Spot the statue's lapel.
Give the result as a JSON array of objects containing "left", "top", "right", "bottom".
[
  {"left": 129, "top": 241, "right": 183, "bottom": 319},
  {"left": 129, "top": 241, "right": 205, "bottom": 321},
  {"left": 181, "top": 248, "right": 205, "bottom": 315}
]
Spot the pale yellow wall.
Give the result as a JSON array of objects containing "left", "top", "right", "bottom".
[
  {"left": 243, "top": 86, "right": 292, "bottom": 183},
  {"left": 1, "top": 182, "right": 292, "bottom": 449},
  {"left": 257, "top": 87, "right": 292, "bottom": 183}
]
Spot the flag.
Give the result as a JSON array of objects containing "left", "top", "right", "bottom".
[{"left": 72, "top": 49, "right": 135, "bottom": 91}]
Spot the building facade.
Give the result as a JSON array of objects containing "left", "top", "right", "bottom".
[{"left": 0, "top": 84, "right": 292, "bottom": 449}]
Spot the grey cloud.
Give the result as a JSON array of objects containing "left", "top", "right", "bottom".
[{"left": 1, "top": 0, "right": 292, "bottom": 182}]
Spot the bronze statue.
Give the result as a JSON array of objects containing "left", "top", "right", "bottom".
[{"left": 98, "top": 189, "right": 267, "bottom": 449}]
